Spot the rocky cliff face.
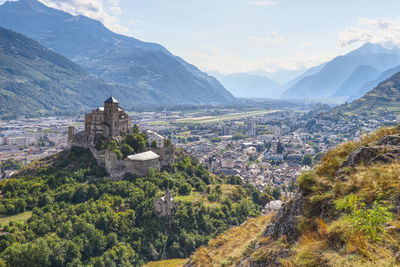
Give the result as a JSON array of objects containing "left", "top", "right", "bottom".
[{"left": 261, "top": 190, "right": 305, "bottom": 243}]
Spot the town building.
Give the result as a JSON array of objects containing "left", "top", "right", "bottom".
[{"left": 146, "top": 130, "right": 165, "bottom": 148}]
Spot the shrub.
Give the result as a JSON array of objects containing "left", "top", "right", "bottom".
[
  {"left": 297, "top": 171, "right": 317, "bottom": 193},
  {"left": 95, "top": 139, "right": 105, "bottom": 151},
  {"left": 113, "top": 149, "right": 123, "bottom": 160},
  {"left": 258, "top": 193, "right": 273, "bottom": 206},
  {"left": 164, "top": 139, "right": 172, "bottom": 147},
  {"left": 106, "top": 140, "right": 118, "bottom": 151},
  {"left": 335, "top": 194, "right": 393, "bottom": 243},
  {"left": 120, "top": 144, "right": 134, "bottom": 158},
  {"left": 194, "top": 182, "right": 206, "bottom": 192},
  {"left": 178, "top": 183, "right": 192, "bottom": 195}
]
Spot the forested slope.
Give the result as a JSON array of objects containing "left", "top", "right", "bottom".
[{"left": 0, "top": 147, "right": 263, "bottom": 266}]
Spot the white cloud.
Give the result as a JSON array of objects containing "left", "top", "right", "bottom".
[
  {"left": 301, "top": 42, "right": 312, "bottom": 48},
  {"left": 107, "top": 0, "right": 119, "bottom": 5},
  {"left": 339, "top": 18, "right": 400, "bottom": 47},
  {"left": 180, "top": 47, "right": 333, "bottom": 74},
  {"left": 38, "top": 0, "right": 128, "bottom": 33},
  {"left": 250, "top": 31, "right": 287, "bottom": 44},
  {"left": 110, "top": 6, "right": 122, "bottom": 15},
  {"left": 251, "top": 1, "right": 277, "bottom": 6},
  {"left": 0, "top": 0, "right": 18, "bottom": 4},
  {"left": 128, "top": 19, "right": 143, "bottom": 25}
]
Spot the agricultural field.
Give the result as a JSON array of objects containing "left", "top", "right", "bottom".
[{"left": 175, "top": 110, "right": 279, "bottom": 124}]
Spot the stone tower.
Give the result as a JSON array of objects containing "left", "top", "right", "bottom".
[
  {"left": 67, "top": 126, "right": 75, "bottom": 147},
  {"left": 103, "top": 96, "right": 120, "bottom": 137}
]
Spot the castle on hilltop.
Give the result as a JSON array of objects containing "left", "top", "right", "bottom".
[
  {"left": 68, "top": 96, "right": 174, "bottom": 179},
  {"left": 84, "top": 96, "right": 131, "bottom": 138}
]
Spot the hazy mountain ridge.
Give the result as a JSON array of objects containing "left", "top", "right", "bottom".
[
  {"left": 332, "top": 65, "right": 380, "bottom": 97},
  {"left": 282, "top": 43, "right": 400, "bottom": 100},
  {"left": 349, "top": 64, "right": 400, "bottom": 101},
  {"left": 0, "top": 0, "right": 234, "bottom": 105},
  {"left": 334, "top": 69, "right": 400, "bottom": 116},
  {"left": 280, "top": 63, "right": 327, "bottom": 93},
  {"left": 212, "top": 71, "right": 282, "bottom": 98}
]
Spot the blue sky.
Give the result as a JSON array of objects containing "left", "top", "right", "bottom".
[{"left": 7, "top": 0, "right": 400, "bottom": 74}]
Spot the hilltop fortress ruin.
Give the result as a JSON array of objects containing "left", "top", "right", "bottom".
[{"left": 68, "top": 97, "right": 174, "bottom": 179}]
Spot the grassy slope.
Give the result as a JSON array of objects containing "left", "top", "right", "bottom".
[
  {"left": 189, "top": 215, "right": 274, "bottom": 267},
  {"left": 0, "top": 211, "right": 32, "bottom": 225},
  {"left": 248, "top": 126, "right": 400, "bottom": 266},
  {"left": 143, "top": 258, "right": 188, "bottom": 267},
  {"left": 174, "top": 184, "right": 237, "bottom": 207}
]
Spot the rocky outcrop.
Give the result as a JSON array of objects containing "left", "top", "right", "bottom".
[
  {"left": 262, "top": 191, "right": 304, "bottom": 242},
  {"left": 377, "top": 134, "right": 400, "bottom": 146},
  {"left": 153, "top": 191, "right": 176, "bottom": 219},
  {"left": 342, "top": 134, "right": 400, "bottom": 168},
  {"left": 341, "top": 146, "right": 382, "bottom": 167}
]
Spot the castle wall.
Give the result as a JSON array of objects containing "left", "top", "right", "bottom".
[
  {"left": 105, "top": 150, "right": 161, "bottom": 179},
  {"left": 151, "top": 145, "right": 175, "bottom": 166}
]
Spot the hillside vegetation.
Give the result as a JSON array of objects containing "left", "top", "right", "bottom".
[
  {"left": 239, "top": 126, "right": 400, "bottom": 266},
  {"left": 187, "top": 214, "right": 274, "bottom": 267},
  {"left": 0, "top": 147, "right": 264, "bottom": 266}
]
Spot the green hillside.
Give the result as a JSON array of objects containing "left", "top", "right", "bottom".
[
  {"left": 0, "top": 147, "right": 264, "bottom": 266},
  {"left": 0, "top": 27, "right": 149, "bottom": 118}
]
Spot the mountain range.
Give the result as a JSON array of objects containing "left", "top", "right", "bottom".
[
  {"left": 0, "top": 0, "right": 234, "bottom": 108},
  {"left": 0, "top": 27, "right": 148, "bottom": 118},
  {"left": 282, "top": 43, "right": 400, "bottom": 100}
]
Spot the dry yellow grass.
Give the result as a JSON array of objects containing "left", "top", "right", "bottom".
[
  {"left": 143, "top": 258, "right": 188, "bottom": 267},
  {"left": 189, "top": 214, "right": 274, "bottom": 267},
  {"left": 316, "top": 126, "right": 400, "bottom": 179}
]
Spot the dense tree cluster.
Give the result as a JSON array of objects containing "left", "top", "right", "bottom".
[{"left": 0, "top": 147, "right": 262, "bottom": 266}]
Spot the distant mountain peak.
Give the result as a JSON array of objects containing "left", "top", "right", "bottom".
[
  {"left": 349, "top": 42, "right": 395, "bottom": 56},
  {"left": 4, "top": 0, "right": 46, "bottom": 10}
]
